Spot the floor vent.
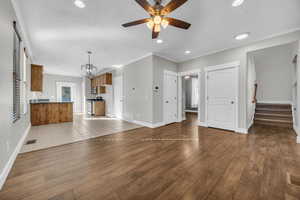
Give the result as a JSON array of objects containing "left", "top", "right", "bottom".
[{"left": 25, "top": 139, "right": 37, "bottom": 145}]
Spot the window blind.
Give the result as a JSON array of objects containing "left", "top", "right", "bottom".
[{"left": 12, "top": 21, "right": 22, "bottom": 122}]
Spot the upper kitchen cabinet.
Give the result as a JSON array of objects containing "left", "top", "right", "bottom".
[
  {"left": 31, "top": 64, "right": 43, "bottom": 92},
  {"left": 90, "top": 73, "right": 112, "bottom": 94},
  {"left": 99, "top": 73, "right": 112, "bottom": 85}
]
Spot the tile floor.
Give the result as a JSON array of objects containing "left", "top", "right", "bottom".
[{"left": 21, "top": 114, "right": 142, "bottom": 153}]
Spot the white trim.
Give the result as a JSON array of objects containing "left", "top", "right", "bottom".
[
  {"left": 122, "top": 118, "right": 165, "bottom": 128},
  {"left": 293, "top": 125, "right": 300, "bottom": 144},
  {"left": 164, "top": 70, "right": 178, "bottom": 76},
  {"left": 163, "top": 70, "right": 179, "bottom": 125},
  {"left": 235, "top": 128, "right": 248, "bottom": 134},
  {"left": 123, "top": 53, "right": 153, "bottom": 67},
  {"left": 248, "top": 118, "right": 254, "bottom": 129},
  {"left": 11, "top": 0, "right": 34, "bottom": 60},
  {"left": 204, "top": 61, "right": 240, "bottom": 72},
  {"left": 178, "top": 28, "right": 300, "bottom": 63},
  {"left": 152, "top": 53, "right": 178, "bottom": 63},
  {"left": 0, "top": 124, "right": 31, "bottom": 190},
  {"left": 257, "top": 101, "right": 292, "bottom": 105},
  {"left": 198, "top": 121, "right": 208, "bottom": 127},
  {"left": 179, "top": 69, "right": 202, "bottom": 76},
  {"left": 179, "top": 69, "right": 202, "bottom": 122},
  {"left": 184, "top": 110, "right": 198, "bottom": 113},
  {"left": 205, "top": 62, "right": 240, "bottom": 132}
]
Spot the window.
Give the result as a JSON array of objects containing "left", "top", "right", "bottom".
[
  {"left": 21, "top": 48, "right": 28, "bottom": 114},
  {"left": 12, "top": 21, "right": 22, "bottom": 122}
]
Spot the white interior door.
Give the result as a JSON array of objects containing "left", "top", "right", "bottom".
[
  {"left": 114, "top": 76, "right": 123, "bottom": 119},
  {"left": 206, "top": 67, "right": 237, "bottom": 131},
  {"left": 164, "top": 72, "right": 178, "bottom": 124},
  {"left": 56, "top": 82, "right": 77, "bottom": 113}
]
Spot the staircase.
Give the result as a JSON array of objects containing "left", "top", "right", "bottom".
[{"left": 254, "top": 103, "right": 293, "bottom": 128}]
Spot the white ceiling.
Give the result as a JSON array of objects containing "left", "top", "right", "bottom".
[{"left": 16, "top": 0, "right": 300, "bottom": 76}]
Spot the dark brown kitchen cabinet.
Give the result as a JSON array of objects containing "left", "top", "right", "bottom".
[{"left": 31, "top": 64, "right": 43, "bottom": 92}]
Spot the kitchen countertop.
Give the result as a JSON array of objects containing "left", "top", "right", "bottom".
[
  {"left": 30, "top": 100, "right": 73, "bottom": 104},
  {"left": 86, "top": 98, "right": 105, "bottom": 101}
]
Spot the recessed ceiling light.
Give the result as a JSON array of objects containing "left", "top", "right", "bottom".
[
  {"left": 235, "top": 32, "right": 250, "bottom": 40},
  {"left": 184, "top": 75, "right": 190, "bottom": 79},
  {"left": 112, "top": 65, "right": 123, "bottom": 68},
  {"left": 185, "top": 50, "right": 191, "bottom": 54},
  {"left": 232, "top": 0, "right": 244, "bottom": 7},
  {"left": 74, "top": 0, "right": 86, "bottom": 8},
  {"left": 156, "top": 39, "right": 163, "bottom": 44}
]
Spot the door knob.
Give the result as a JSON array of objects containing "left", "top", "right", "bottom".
[
  {"left": 231, "top": 101, "right": 235, "bottom": 104},
  {"left": 165, "top": 101, "right": 169, "bottom": 103}
]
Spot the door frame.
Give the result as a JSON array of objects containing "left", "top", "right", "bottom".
[
  {"left": 163, "top": 70, "right": 178, "bottom": 125},
  {"left": 56, "top": 82, "right": 78, "bottom": 113},
  {"left": 113, "top": 74, "right": 123, "bottom": 119},
  {"left": 178, "top": 69, "right": 202, "bottom": 122},
  {"left": 204, "top": 61, "right": 240, "bottom": 131}
]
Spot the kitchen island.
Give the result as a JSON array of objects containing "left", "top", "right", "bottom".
[{"left": 30, "top": 101, "right": 73, "bottom": 126}]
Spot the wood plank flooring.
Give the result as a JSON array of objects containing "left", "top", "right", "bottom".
[{"left": 1, "top": 114, "right": 300, "bottom": 200}]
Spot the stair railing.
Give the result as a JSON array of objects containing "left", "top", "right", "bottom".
[{"left": 252, "top": 83, "right": 258, "bottom": 103}]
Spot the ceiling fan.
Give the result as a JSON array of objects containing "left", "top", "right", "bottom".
[{"left": 122, "top": 0, "right": 191, "bottom": 39}]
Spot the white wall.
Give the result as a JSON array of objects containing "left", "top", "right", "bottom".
[
  {"left": 246, "top": 54, "right": 256, "bottom": 127},
  {"left": 251, "top": 43, "right": 294, "bottom": 103},
  {"left": 122, "top": 56, "right": 153, "bottom": 123},
  {"left": 178, "top": 30, "right": 300, "bottom": 130},
  {"left": 32, "top": 74, "right": 83, "bottom": 113},
  {"left": 152, "top": 55, "right": 178, "bottom": 123},
  {"left": 0, "top": 0, "right": 31, "bottom": 189}
]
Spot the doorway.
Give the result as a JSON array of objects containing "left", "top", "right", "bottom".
[
  {"left": 179, "top": 70, "right": 201, "bottom": 122},
  {"left": 205, "top": 65, "right": 238, "bottom": 131},
  {"left": 163, "top": 71, "right": 178, "bottom": 125},
  {"left": 56, "top": 82, "right": 78, "bottom": 113}
]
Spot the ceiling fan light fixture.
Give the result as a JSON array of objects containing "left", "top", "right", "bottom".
[
  {"left": 161, "top": 19, "right": 169, "bottom": 29},
  {"left": 154, "top": 24, "right": 161, "bottom": 33},
  {"left": 153, "top": 15, "right": 162, "bottom": 25},
  {"left": 146, "top": 20, "right": 154, "bottom": 29}
]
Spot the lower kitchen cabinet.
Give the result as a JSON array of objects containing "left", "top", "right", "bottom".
[{"left": 31, "top": 102, "right": 73, "bottom": 126}]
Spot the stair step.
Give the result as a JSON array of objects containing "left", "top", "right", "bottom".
[
  {"left": 255, "top": 118, "right": 293, "bottom": 124},
  {"left": 256, "top": 103, "right": 291, "bottom": 109},
  {"left": 255, "top": 113, "right": 292, "bottom": 120},
  {"left": 255, "top": 107, "right": 292, "bottom": 112},
  {"left": 254, "top": 120, "right": 293, "bottom": 128}
]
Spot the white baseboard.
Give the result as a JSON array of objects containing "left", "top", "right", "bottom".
[
  {"left": 0, "top": 124, "right": 31, "bottom": 190},
  {"left": 293, "top": 125, "right": 300, "bottom": 144},
  {"left": 257, "top": 101, "right": 292, "bottom": 104},
  {"left": 184, "top": 110, "right": 198, "bottom": 113},
  {"left": 106, "top": 114, "right": 115, "bottom": 118},
  {"left": 235, "top": 128, "right": 248, "bottom": 134},
  {"left": 198, "top": 121, "right": 208, "bottom": 127},
  {"left": 248, "top": 119, "right": 254, "bottom": 129},
  {"left": 123, "top": 118, "right": 165, "bottom": 129}
]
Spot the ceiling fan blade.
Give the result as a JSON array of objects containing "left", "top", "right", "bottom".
[
  {"left": 135, "top": 0, "right": 155, "bottom": 15},
  {"left": 165, "top": 17, "right": 191, "bottom": 29},
  {"left": 122, "top": 19, "right": 149, "bottom": 27},
  {"left": 152, "top": 29, "right": 159, "bottom": 39},
  {"left": 161, "top": 0, "right": 188, "bottom": 15}
]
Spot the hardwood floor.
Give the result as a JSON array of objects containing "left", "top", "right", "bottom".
[{"left": 1, "top": 113, "right": 300, "bottom": 200}]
